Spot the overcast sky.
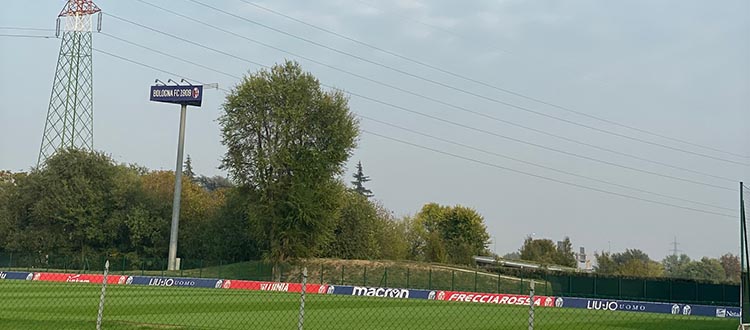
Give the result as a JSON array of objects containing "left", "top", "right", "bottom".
[{"left": 1, "top": 0, "right": 748, "bottom": 262}]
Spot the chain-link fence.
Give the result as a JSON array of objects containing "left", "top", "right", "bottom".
[{"left": 0, "top": 254, "right": 741, "bottom": 329}]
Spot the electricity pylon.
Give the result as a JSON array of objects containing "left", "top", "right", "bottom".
[{"left": 38, "top": 0, "right": 102, "bottom": 165}]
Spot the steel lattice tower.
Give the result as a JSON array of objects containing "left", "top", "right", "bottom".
[{"left": 38, "top": 0, "right": 102, "bottom": 165}]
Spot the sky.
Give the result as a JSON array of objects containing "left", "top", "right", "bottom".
[{"left": 1, "top": 0, "right": 748, "bottom": 262}]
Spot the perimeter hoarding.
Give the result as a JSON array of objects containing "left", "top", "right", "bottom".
[
  {"left": 555, "top": 297, "right": 741, "bottom": 319},
  {"left": 149, "top": 85, "right": 203, "bottom": 106}
]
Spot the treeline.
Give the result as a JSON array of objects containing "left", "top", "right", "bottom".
[
  {"left": 507, "top": 236, "right": 740, "bottom": 284},
  {"left": 0, "top": 149, "right": 490, "bottom": 267}
]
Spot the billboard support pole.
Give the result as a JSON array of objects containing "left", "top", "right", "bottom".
[{"left": 167, "top": 103, "right": 187, "bottom": 271}]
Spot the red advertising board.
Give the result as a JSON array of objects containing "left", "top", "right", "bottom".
[
  {"left": 223, "top": 280, "right": 327, "bottom": 294},
  {"left": 438, "top": 291, "right": 556, "bottom": 307},
  {"left": 32, "top": 272, "right": 129, "bottom": 285}
]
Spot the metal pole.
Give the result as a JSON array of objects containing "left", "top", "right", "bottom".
[
  {"left": 298, "top": 267, "right": 308, "bottom": 330},
  {"left": 168, "top": 104, "right": 187, "bottom": 271},
  {"left": 528, "top": 281, "right": 535, "bottom": 330},
  {"left": 96, "top": 260, "right": 110, "bottom": 330}
]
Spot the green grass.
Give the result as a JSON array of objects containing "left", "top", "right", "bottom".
[{"left": 0, "top": 280, "right": 737, "bottom": 329}]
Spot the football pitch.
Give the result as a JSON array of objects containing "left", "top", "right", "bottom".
[{"left": 0, "top": 281, "right": 737, "bottom": 329}]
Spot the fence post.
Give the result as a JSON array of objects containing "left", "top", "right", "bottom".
[
  {"left": 320, "top": 264, "right": 324, "bottom": 284},
  {"left": 96, "top": 260, "right": 110, "bottom": 330},
  {"left": 341, "top": 265, "right": 345, "bottom": 285},
  {"left": 528, "top": 281, "right": 535, "bottom": 330},
  {"left": 363, "top": 266, "right": 368, "bottom": 286},
  {"left": 429, "top": 269, "right": 432, "bottom": 290},
  {"left": 298, "top": 267, "right": 307, "bottom": 330},
  {"left": 384, "top": 268, "right": 388, "bottom": 287},
  {"left": 474, "top": 271, "right": 478, "bottom": 292},
  {"left": 497, "top": 273, "right": 500, "bottom": 293},
  {"left": 406, "top": 268, "right": 410, "bottom": 288},
  {"left": 451, "top": 270, "right": 455, "bottom": 291}
]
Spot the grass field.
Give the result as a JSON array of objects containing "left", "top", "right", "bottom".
[{"left": 0, "top": 280, "right": 738, "bottom": 329}]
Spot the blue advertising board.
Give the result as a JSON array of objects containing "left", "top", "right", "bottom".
[
  {"left": 326, "top": 285, "right": 438, "bottom": 300},
  {"left": 555, "top": 296, "right": 741, "bottom": 319},
  {"left": 149, "top": 85, "right": 203, "bottom": 106},
  {"left": 0, "top": 271, "right": 33, "bottom": 280},
  {"left": 125, "top": 276, "right": 223, "bottom": 289}
]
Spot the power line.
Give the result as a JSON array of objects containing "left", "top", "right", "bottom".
[
  {"left": 241, "top": 0, "right": 750, "bottom": 161},
  {"left": 69, "top": 34, "right": 739, "bottom": 219},
  {"left": 0, "top": 34, "right": 55, "bottom": 39},
  {"left": 100, "top": 32, "right": 243, "bottom": 80},
  {"left": 361, "top": 129, "right": 735, "bottom": 219},
  {"left": 180, "top": 0, "right": 750, "bottom": 167},
  {"left": 233, "top": 2, "right": 737, "bottom": 183},
  {"left": 0, "top": 27, "right": 55, "bottom": 32},
  {"left": 96, "top": 29, "right": 737, "bottom": 211},
  {"left": 98, "top": 17, "right": 735, "bottom": 191},
  {"left": 359, "top": 114, "right": 735, "bottom": 212}
]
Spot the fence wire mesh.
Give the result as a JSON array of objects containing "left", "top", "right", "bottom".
[{"left": 0, "top": 255, "right": 741, "bottom": 329}]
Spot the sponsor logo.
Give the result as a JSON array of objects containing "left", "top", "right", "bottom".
[
  {"left": 214, "top": 280, "right": 223, "bottom": 289},
  {"left": 192, "top": 87, "right": 200, "bottom": 99},
  {"left": 352, "top": 286, "right": 409, "bottom": 298},
  {"left": 66, "top": 274, "right": 90, "bottom": 283},
  {"left": 437, "top": 291, "right": 445, "bottom": 301},
  {"left": 260, "top": 283, "right": 289, "bottom": 292},
  {"left": 727, "top": 310, "right": 741, "bottom": 318},
  {"left": 555, "top": 297, "right": 564, "bottom": 308},
  {"left": 147, "top": 278, "right": 197, "bottom": 287},
  {"left": 33, "top": 273, "right": 41, "bottom": 281},
  {"left": 586, "top": 300, "right": 645, "bottom": 312},
  {"left": 125, "top": 276, "right": 133, "bottom": 285},
  {"left": 117, "top": 276, "right": 128, "bottom": 285},
  {"left": 671, "top": 304, "right": 680, "bottom": 315},
  {"left": 327, "top": 285, "right": 335, "bottom": 295},
  {"left": 447, "top": 293, "right": 537, "bottom": 305},
  {"left": 682, "top": 305, "right": 691, "bottom": 315},
  {"left": 222, "top": 280, "right": 232, "bottom": 289},
  {"left": 26, "top": 273, "right": 33, "bottom": 281},
  {"left": 0, "top": 272, "right": 5, "bottom": 279},
  {"left": 544, "top": 297, "right": 552, "bottom": 307},
  {"left": 318, "top": 285, "right": 326, "bottom": 294},
  {"left": 428, "top": 291, "right": 436, "bottom": 300},
  {"left": 716, "top": 308, "right": 726, "bottom": 318}
]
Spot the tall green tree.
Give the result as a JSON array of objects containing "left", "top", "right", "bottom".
[
  {"left": 351, "top": 161, "right": 373, "bottom": 198},
  {"left": 183, "top": 155, "right": 196, "bottom": 180},
  {"left": 219, "top": 61, "right": 359, "bottom": 277}
]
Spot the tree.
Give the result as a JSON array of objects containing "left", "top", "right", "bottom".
[
  {"left": 351, "top": 161, "right": 373, "bottom": 198},
  {"left": 195, "top": 175, "right": 233, "bottom": 191},
  {"left": 410, "top": 203, "right": 490, "bottom": 264},
  {"left": 183, "top": 155, "right": 195, "bottom": 180},
  {"left": 519, "top": 238, "right": 558, "bottom": 265},
  {"left": 518, "top": 236, "right": 576, "bottom": 267},
  {"left": 662, "top": 254, "right": 692, "bottom": 278},
  {"left": 681, "top": 257, "right": 725, "bottom": 282},
  {"left": 595, "top": 249, "right": 663, "bottom": 277},
  {"left": 324, "top": 188, "right": 380, "bottom": 260},
  {"left": 719, "top": 253, "right": 741, "bottom": 283},
  {"left": 219, "top": 61, "right": 359, "bottom": 277}
]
